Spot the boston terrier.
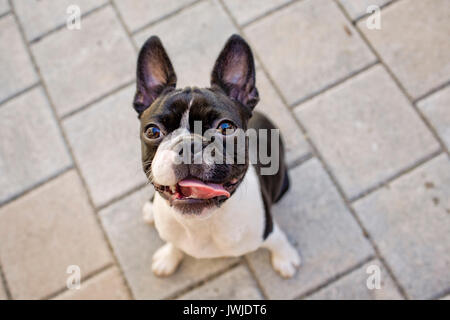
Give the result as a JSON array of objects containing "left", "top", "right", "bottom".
[{"left": 133, "top": 34, "right": 301, "bottom": 278}]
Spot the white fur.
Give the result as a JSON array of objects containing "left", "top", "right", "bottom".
[
  {"left": 144, "top": 165, "right": 301, "bottom": 278},
  {"left": 153, "top": 165, "right": 265, "bottom": 258},
  {"left": 262, "top": 224, "right": 301, "bottom": 278},
  {"left": 179, "top": 95, "right": 193, "bottom": 129},
  {"left": 151, "top": 242, "right": 184, "bottom": 276},
  {"left": 151, "top": 128, "right": 190, "bottom": 186},
  {"left": 151, "top": 149, "right": 179, "bottom": 186},
  {"left": 142, "top": 201, "right": 154, "bottom": 225}
]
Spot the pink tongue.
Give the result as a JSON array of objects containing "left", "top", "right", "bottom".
[{"left": 178, "top": 179, "right": 230, "bottom": 199}]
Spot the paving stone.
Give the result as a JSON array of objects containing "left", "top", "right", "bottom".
[
  {"left": 307, "top": 259, "right": 402, "bottom": 300},
  {"left": 63, "top": 85, "right": 145, "bottom": 207},
  {"left": 0, "top": 15, "right": 38, "bottom": 103},
  {"left": 178, "top": 265, "right": 263, "bottom": 300},
  {"left": 245, "top": 0, "right": 375, "bottom": 106},
  {"left": 0, "top": 0, "right": 9, "bottom": 15},
  {"left": 339, "top": 0, "right": 391, "bottom": 21},
  {"left": 0, "top": 87, "right": 72, "bottom": 205},
  {"left": 134, "top": 0, "right": 237, "bottom": 89},
  {"left": 255, "top": 69, "right": 310, "bottom": 166},
  {"left": 418, "top": 86, "right": 450, "bottom": 151},
  {"left": 100, "top": 187, "right": 239, "bottom": 299},
  {"left": 0, "top": 277, "right": 6, "bottom": 300},
  {"left": 114, "top": 0, "right": 196, "bottom": 33},
  {"left": 54, "top": 267, "right": 130, "bottom": 300},
  {"left": 222, "top": 0, "right": 292, "bottom": 26},
  {"left": 246, "top": 158, "right": 373, "bottom": 300},
  {"left": 295, "top": 66, "right": 440, "bottom": 200},
  {"left": 14, "top": 0, "right": 107, "bottom": 41},
  {"left": 0, "top": 170, "right": 112, "bottom": 299},
  {"left": 31, "top": 6, "right": 135, "bottom": 117},
  {"left": 358, "top": 0, "right": 450, "bottom": 99},
  {"left": 354, "top": 154, "right": 450, "bottom": 299}
]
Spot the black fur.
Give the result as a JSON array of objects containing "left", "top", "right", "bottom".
[
  {"left": 134, "top": 34, "right": 289, "bottom": 238},
  {"left": 248, "top": 111, "right": 289, "bottom": 239}
]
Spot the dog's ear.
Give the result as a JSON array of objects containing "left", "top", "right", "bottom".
[
  {"left": 211, "top": 34, "right": 259, "bottom": 110},
  {"left": 134, "top": 36, "right": 177, "bottom": 116}
]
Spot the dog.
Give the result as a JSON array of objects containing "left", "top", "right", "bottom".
[{"left": 133, "top": 34, "right": 301, "bottom": 278}]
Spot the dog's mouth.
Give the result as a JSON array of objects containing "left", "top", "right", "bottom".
[{"left": 153, "top": 176, "right": 242, "bottom": 209}]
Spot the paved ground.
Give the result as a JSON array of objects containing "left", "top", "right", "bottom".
[{"left": 0, "top": 0, "right": 449, "bottom": 300}]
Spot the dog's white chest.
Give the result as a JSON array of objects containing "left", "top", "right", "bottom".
[{"left": 152, "top": 166, "right": 266, "bottom": 258}]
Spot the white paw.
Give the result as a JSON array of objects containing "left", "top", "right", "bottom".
[
  {"left": 142, "top": 201, "right": 154, "bottom": 225},
  {"left": 271, "top": 245, "right": 301, "bottom": 278},
  {"left": 152, "top": 244, "right": 183, "bottom": 277}
]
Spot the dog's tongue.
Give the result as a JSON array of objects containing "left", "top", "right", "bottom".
[{"left": 178, "top": 179, "right": 230, "bottom": 199}]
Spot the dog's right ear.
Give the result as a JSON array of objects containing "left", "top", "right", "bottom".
[
  {"left": 211, "top": 34, "right": 258, "bottom": 111},
  {"left": 133, "top": 36, "right": 177, "bottom": 117}
]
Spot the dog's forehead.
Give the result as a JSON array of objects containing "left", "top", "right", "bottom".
[{"left": 141, "top": 87, "right": 244, "bottom": 130}]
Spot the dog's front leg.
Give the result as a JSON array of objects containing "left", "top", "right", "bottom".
[
  {"left": 152, "top": 242, "right": 184, "bottom": 277},
  {"left": 262, "top": 223, "right": 301, "bottom": 278},
  {"left": 143, "top": 198, "right": 184, "bottom": 276}
]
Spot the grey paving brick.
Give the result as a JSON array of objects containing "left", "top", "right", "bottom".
[
  {"left": 99, "top": 187, "right": 239, "bottom": 299},
  {"left": 339, "top": 0, "right": 391, "bottom": 21},
  {"left": 295, "top": 66, "right": 440, "bottom": 200},
  {"left": 246, "top": 158, "right": 373, "bottom": 300},
  {"left": 63, "top": 85, "right": 145, "bottom": 208},
  {"left": 0, "top": 170, "right": 112, "bottom": 299},
  {"left": 0, "top": 0, "right": 9, "bottom": 15},
  {"left": 353, "top": 154, "right": 450, "bottom": 299},
  {"left": 307, "top": 259, "right": 402, "bottom": 300},
  {"left": 54, "top": 267, "right": 130, "bottom": 300},
  {"left": 178, "top": 265, "right": 263, "bottom": 300},
  {"left": 0, "top": 87, "right": 72, "bottom": 205},
  {"left": 13, "top": 0, "right": 107, "bottom": 41},
  {"left": 0, "top": 15, "right": 38, "bottom": 103},
  {"left": 133, "top": 0, "right": 237, "bottom": 89},
  {"left": 114, "top": 0, "right": 197, "bottom": 33},
  {"left": 2, "top": 0, "right": 446, "bottom": 302},
  {"left": 245, "top": 0, "right": 375, "bottom": 106},
  {"left": 31, "top": 6, "right": 135, "bottom": 117},
  {"left": 0, "top": 277, "right": 6, "bottom": 300},
  {"left": 222, "top": 0, "right": 292, "bottom": 26},
  {"left": 418, "top": 86, "right": 450, "bottom": 151},
  {"left": 255, "top": 69, "right": 310, "bottom": 166},
  {"left": 358, "top": 0, "right": 450, "bottom": 99}
]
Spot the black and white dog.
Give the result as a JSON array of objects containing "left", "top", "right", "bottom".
[{"left": 134, "top": 34, "right": 300, "bottom": 278}]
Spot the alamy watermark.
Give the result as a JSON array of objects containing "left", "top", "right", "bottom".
[
  {"left": 66, "top": 265, "right": 81, "bottom": 290},
  {"left": 66, "top": 5, "right": 81, "bottom": 30},
  {"left": 154, "top": 120, "right": 281, "bottom": 176},
  {"left": 366, "top": 264, "right": 381, "bottom": 290},
  {"left": 366, "top": 5, "right": 381, "bottom": 30}
]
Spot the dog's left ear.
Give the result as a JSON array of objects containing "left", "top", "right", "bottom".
[{"left": 211, "top": 34, "right": 259, "bottom": 110}]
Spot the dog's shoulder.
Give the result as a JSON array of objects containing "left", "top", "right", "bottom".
[{"left": 248, "top": 111, "right": 289, "bottom": 203}]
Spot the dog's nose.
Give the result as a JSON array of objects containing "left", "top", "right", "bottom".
[{"left": 175, "top": 135, "right": 204, "bottom": 162}]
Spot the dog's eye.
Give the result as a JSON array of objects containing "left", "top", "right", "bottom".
[
  {"left": 217, "top": 121, "right": 236, "bottom": 135},
  {"left": 145, "top": 125, "right": 162, "bottom": 139}
]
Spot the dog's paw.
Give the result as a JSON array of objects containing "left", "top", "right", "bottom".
[
  {"left": 152, "top": 243, "right": 183, "bottom": 277},
  {"left": 271, "top": 245, "right": 301, "bottom": 278},
  {"left": 142, "top": 201, "right": 154, "bottom": 225}
]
